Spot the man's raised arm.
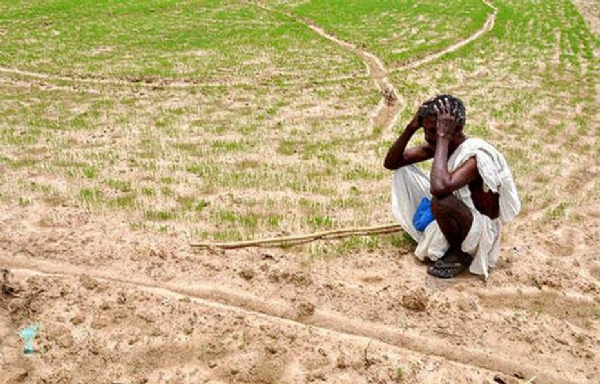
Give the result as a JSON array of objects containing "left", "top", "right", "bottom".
[
  {"left": 429, "top": 98, "right": 478, "bottom": 196},
  {"left": 383, "top": 108, "right": 434, "bottom": 170}
]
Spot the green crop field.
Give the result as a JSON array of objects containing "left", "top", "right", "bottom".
[{"left": 0, "top": 0, "right": 598, "bottom": 256}]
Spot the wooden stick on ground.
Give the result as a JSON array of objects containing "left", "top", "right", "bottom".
[{"left": 190, "top": 223, "right": 403, "bottom": 250}]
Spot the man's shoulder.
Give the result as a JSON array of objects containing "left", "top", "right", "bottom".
[
  {"left": 463, "top": 138, "right": 504, "bottom": 156},
  {"left": 451, "top": 137, "right": 511, "bottom": 171},
  {"left": 466, "top": 137, "right": 493, "bottom": 148}
]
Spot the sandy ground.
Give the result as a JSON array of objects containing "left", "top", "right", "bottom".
[
  {"left": 0, "top": 184, "right": 599, "bottom": 384},
  {"left": 2, "top": 2, "right": 600, "bottom": 384}
]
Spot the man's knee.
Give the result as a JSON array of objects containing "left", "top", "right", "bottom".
[
  {"left": 431, "top": 195, "right": 458, "bottom": 218},
  {"left": 431, "top": 195, "right": 473, "bottom": 241}
]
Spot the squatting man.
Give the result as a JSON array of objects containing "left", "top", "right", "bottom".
[{"left": 384, "top": 95, "right": 520, "bottom": 278}]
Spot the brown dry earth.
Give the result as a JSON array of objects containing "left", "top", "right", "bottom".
[{"left": 2, "top": 2, "right": 600, "bottom": 384}]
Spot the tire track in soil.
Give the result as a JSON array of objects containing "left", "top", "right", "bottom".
[
  {"left": 474, "top": 288, "right": 599, "bottom": 329},
  {"left": 0, "top": 66, "right": 365, "bottom": 89},
  {"left": 0, "top": 66, "right": 257, "bottom": 89},
  {"left": 0, "top": 256, "right": 580, "bottom": 384},
  {"left": 0, "top": 66, "right": 372, "bottom": 89}
]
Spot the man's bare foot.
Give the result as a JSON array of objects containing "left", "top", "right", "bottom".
[{"left": 427, "top": 249, "right": 472, "bottom": 279}]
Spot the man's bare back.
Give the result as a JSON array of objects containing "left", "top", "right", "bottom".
[{"left": 469, "top": 174, "right": 500, "bottom": 220}]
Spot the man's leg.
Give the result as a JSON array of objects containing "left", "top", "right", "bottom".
[
  {"left": 391, "top": 166, "right": 431, "bottom": 242},
  {"left": 428, "top": 195, "right": 473, "bottom": 278}
]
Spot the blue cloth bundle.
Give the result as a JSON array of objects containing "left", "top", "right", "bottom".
[{"left": 412, "top": 197, "right": 434, "bottom": 232}]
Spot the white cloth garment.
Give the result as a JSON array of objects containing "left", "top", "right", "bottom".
[{"left": 391, "top": 138, "right": 520, "bottom": 278}]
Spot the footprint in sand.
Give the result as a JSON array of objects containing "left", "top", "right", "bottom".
[{"left": 542, "top": 226, "right": 587, "bottom": 257}]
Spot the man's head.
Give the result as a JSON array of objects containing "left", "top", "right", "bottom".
[{"left": 418, "top": 94, "right": 466, "bottom": 146}]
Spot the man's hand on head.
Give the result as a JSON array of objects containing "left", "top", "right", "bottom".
[
  {"left": 433, "top": 98, "right": 458, "bottom": 138},
  {"left": 407, "top": 102, "right": 430, "bottom": 131}
]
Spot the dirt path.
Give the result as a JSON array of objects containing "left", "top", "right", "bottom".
[
  {"left": 297, "top": 17, "right": 403, "bottom": 132},
  {"left": 245, "top": 1, "right": 402, "bottom": 133},
  {"left": 393, "top": 0, "right": 498, "bottom": 72}
]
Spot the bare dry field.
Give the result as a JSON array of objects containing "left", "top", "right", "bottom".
[{"left": 1, "top": 0, "right": 599, "bottom": 383}]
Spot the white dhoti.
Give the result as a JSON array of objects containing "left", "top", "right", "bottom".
[{"left": 390, "top": 138, "right": 520, "bottom": 278}]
